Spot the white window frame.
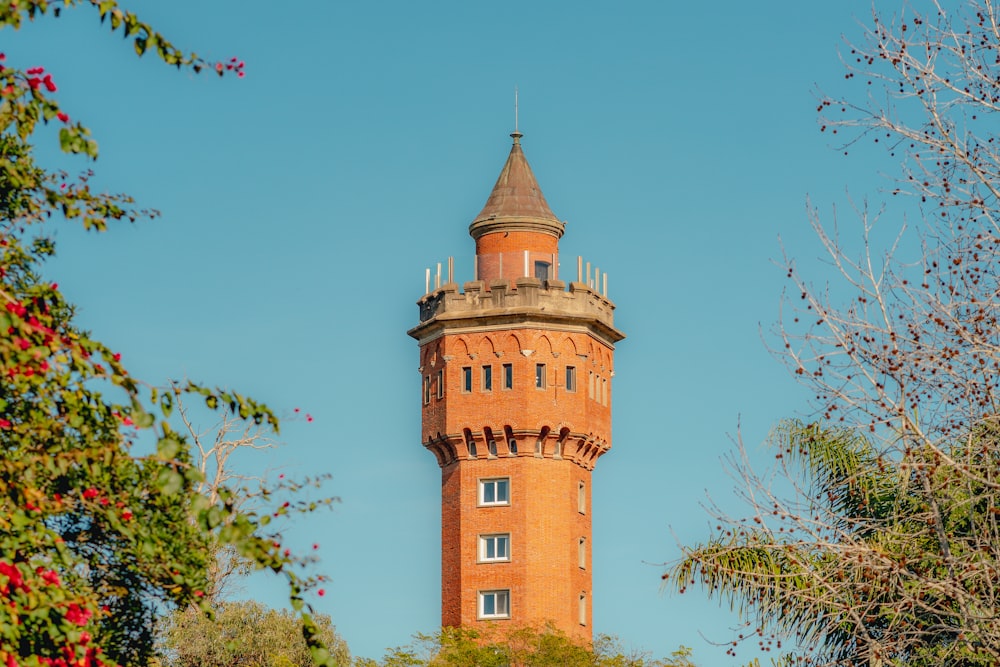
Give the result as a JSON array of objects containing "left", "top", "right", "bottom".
[
  {"left": 478, "top": 477, "right": 510, "bottom": 506},
  {"left": 578, "top": 481, "right": 586, "bottom": 514},
  {"left": 579, "top": 592, "right": 587, "bottom": 626},
  {"left": 478, "top": 533, "right": 511, "bottom": 562},
  {"left": 479, "top": 589, "right": 510, "bottom": 619}
]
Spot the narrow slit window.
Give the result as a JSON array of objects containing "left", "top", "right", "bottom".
[
  {"left": 423, "top": 376, "right": 431, "bottom": 405},
  {"left": 535, "top": 364, "right": 546, "bottom": 390},
  {"left": 578, "top": 481, "right": 586, "bottom": 514},
  {"left": 462, "top": 367, "right": 472, "bottom": 393},
  {"left": 565, "top": 366, "right": 577, "bottom": 392},
  {"left": 482, "top": 365, "right": 493, "bottom": 391},
  {"left": 436, "top": 369, "right": 444, "bottom": 399},
  {"left": 503, "top": 363, "right": 513, "bottom": 390}
]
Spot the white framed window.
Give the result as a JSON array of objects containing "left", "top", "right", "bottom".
[
  {"left": 602, "top": 377, "right": 608, "bottom": 406},
  {"left": 588, "top": 371, "right": 595, "bottom": 399},
  {"left": 565, "top": 366, "right": 577, "bottom": 392},
  {"left": 482, "top": 365, "right": 493, "bottom": 391},
  {"left": 579, "top": 592, "right": 587, "bottom": 626},
  {"left": 479, "top": 478, "right": 510, "bottom": 506},
  {"left": 436, "top": 369, "right": 444, "bottom": 399},
  {"left": 478, "top": 534, "right": 510, "bottom": 562},
  {"left": 578, "top": 481, "right": 586, "bottom": 514},
  {"left": 578, "top": 537, "right": 586, "bottom": 569},
  {"left": 462, "top": 367, "right": 473, "bottom": 393},
  {"left": 535, "top": 363, "right": 546, "bottom": 389},
  {"left": 479, "top": 590, "right": 510, "bottom": 619}
]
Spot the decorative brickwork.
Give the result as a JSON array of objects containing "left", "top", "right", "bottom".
[{"left": 409, "top": 132, "right": 624, "bottom": 641}]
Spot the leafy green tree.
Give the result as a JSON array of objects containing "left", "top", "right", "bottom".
[
  {"left": 366, "top": 625, "right": 694, "bottom": 667},
  {"left": 0, "top": 4, "right": 331, "bottom": 667},
  {"left": 669, "top": 421, "right": 1000, "bottom": 666},
  {"left": 670, "top": 1, "right": 1000, "bottom": 665},
  {"left": 158, "top": 600, "right": 351, "bottom": 667}
]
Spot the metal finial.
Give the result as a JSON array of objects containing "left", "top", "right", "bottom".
[
  {"left": 514, "top": 86, "right": 519, "bottom": 132},
  {"left": 511, "top": 86, "right": 522, "bottom": 144}
]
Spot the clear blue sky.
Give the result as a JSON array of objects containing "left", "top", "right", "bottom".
[{"left": 8, "top": 0, "right": 902, "bottom": 662}]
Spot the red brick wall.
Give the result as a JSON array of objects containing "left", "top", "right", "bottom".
[{"left": 424, "top": 328, "right": 613, "bottom": 639}]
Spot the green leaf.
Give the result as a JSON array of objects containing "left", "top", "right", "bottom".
[
  {"left": 156, "top": 437, "right": 181, "bottom": 460},
  {"left": 156, "top": 468, "right": 183, "bottom": 496}
]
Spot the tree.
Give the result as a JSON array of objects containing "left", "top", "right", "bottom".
[
  {"left": 0, "top": 4, "right": 331, "bottom": 667},
  {"left": 669, "top": 1, "right": 1000, "bottom": 665},
  {"left": 364, "top": 625, "right": 695, "bottom": 667},
  {"left": 158, "top": 600, "right": 351, "bottom": 667}
]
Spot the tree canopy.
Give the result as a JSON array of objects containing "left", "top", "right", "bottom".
[
  {"left": 0, "top": 3, "right": 331, "bottom": 666},
  {"left": 670, "top": 1, "right": 1000, "bottom": 665}
]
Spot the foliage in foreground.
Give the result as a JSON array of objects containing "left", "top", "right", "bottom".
[
  {"left": 671, "top": 0, "right": 1000, "bottom": 665},
  {"left": 358, "top": 625, "right": 695, "bottom": 667},
  {"left": 158, "top": 600, "right": 351, "bottom": 667},
  {"left": 0, "top": 3, "right": 331, "bottom": 666}
]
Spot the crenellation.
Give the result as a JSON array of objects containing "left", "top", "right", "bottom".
[{"left": 413, "top": 276, "right": 621, "bottom": 337}]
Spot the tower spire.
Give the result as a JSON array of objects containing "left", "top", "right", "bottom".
[{"left": 513, "top": 86, "right": 520, "bottom": 142}]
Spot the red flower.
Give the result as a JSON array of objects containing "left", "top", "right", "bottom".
[
  {"left": 83, "top": 488, "right": 99, "bottom": 499},
  {"left": 0, "top": 419, "right": 10, "bottom": 429},
  {"left": 306, "top": 414, "right": 314, "bottom": 422},
  {"left": 39, "top": 569, "right": 60, "bottom": 587},
  {"left": 56, "top": 112, "right": 68, "bottom": 123},
  {"left": 121, "top": 511, "right": 133, "bottom": 521},
  {"left": 317, "top": 589, "right": 325, "bottom": 597},
  {"left": 65, "top": 603, "right": 92, "bottom": 626}
]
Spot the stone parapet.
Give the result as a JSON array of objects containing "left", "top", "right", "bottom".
[{"left": 411, "top": 278, "right": 623, "bottom": 347}]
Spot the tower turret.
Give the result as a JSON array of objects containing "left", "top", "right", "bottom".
[{"left": 409, "top": 131, "right": 624, "bottom": 640}]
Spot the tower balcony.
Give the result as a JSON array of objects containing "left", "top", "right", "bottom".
[{"left": 410, "top": 272, "right": 622, "bottom": 350}]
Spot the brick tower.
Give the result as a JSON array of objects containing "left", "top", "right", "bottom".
[{"left": 408, "top": 130, "right": 624, "bottom": 640}]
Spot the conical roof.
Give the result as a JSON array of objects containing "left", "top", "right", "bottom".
[{"left": 469, "top": 132, "right": 565, "bottom": 240}]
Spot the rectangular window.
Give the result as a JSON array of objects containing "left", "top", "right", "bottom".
[
  {"left": 423, "top": 376, "right": 431, "bottom": 405},
  {"left": 534, "top": 261, "right": 550, "bottom": 281},
  {"left": 479, "top": 590, "right": 510, "bottom": 619},
  {"left": 503, "top": 363, "right": 513, "bottom": 390},
  {"left": 565, "top": 366, "right": 577, "bottom": 392},
  {"left": 436, "top": 370, "right": 444, "bottom": 399},
  {"left": 535, "top": 363, "right": 546, "bottom": 389},
  {"left": 579, "top": 593, "right": 587, "bottom": 626},
  {"left": 578, "top": 537, "right": 586, "bottom": 569},
  {"left": 479, "top": 478, "right": 510, "bottom": 506},
  {"left": 602, "top": 377, "right": 608, "bottom": 406},
  {"left": 588, "top": 371, "right": 595, "bottom": 399},
  {"left": 482, "top": 365, "right": 493, "bottom": 391},
  {"left": 578, "top": 482, "right": 586, "bottom": 514},
  {"left": 462, "top": 367, "right": 472, "bottom": 393},
  {"left": 479, "top": 534, "right": 510, "bottom": 562}
]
